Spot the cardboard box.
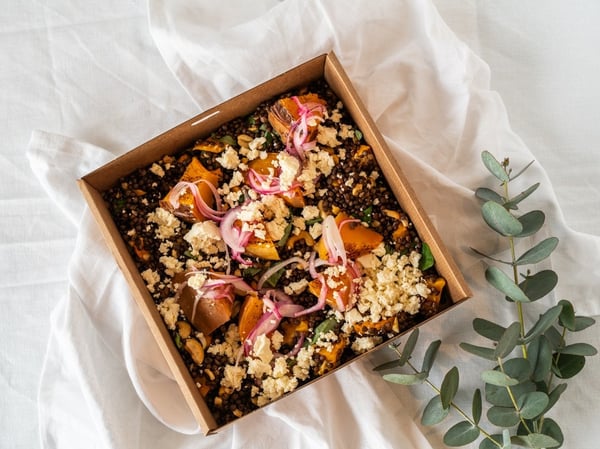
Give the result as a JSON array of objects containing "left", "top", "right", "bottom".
[{"left": 78, "top": 52, "right": 471, "bottom": 435}]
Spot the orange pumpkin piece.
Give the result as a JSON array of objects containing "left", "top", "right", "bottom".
[
  {"left": 352, "top": 316, "right": 396, "bottom": 336},
  {"left": 193, "top": 137, "right": 226, "bottom": 153},
  {"left": 315, "top": 335, "right": 347, "bottom": 375},
  {"left": 238, "top": 293, "right": 264, "bottom": 341},
  {"left": 160, "top": 157, "right": 222, "bottom": 222},
  {"left": 281, "top": 319, "right": 309, "bottom": 346},
  {"left": 426, "top": 276, "right": 446, "bottom": 304},
  {"left": 245, "top": 239, "right": 280, "bottom": 261},
  {"left": 308, "top": 269, "right": 354, "bottom": 312},
  {"left": 315, "top": 212, "right": 384, "bottom": 260},
  {"left": 267, "top": 93, "right": 326, "bottom": 144},
  {"left": 247, "top": 152, "right": 279, "bottom": 175}
]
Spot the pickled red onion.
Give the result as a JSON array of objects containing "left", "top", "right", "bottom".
[{"left": 166, "top": 180, "right": 224, "bottom": 222}]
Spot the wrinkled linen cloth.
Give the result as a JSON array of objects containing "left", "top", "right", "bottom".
[{"left": 21, "top": 1, "right": 600, "bottom": 448}]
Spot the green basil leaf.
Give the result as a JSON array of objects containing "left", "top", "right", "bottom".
[{"left": 419, "top": 242, "right": 435, "bottom": 271}]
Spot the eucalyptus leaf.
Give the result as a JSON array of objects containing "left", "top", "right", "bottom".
[
  {"left": 472, "top": 389, "right": 482, "bottom": 425},
  {"left": 552, "top": 353, "right": 586, "bottom": 379},
  {"left": 539, "top": 418, "right": 564, "bottom": 448},
  {"left": 513, "top": 433, "right": 560, "bottom": 449},
  {"left": 398, "top": 328, "right": 420, "bottom": 366},
  {"left": 471, "top": 247, "right": 513, "bottom": 265},
  {"left": 502, "top": 357, "right": 532, "bottom": 383},
  {"left": 421, "top": 395, "right": 450, "bottom": 426},
  {"left": 517, "top": 391, "right": 549, "bottom": 419},
  {"left": 504, "top": 183, "right": 540, "bottom": 210},
  {"left": 519, "top": 270, "right": 558, "bottom": 302},
  {"left": 573, "top": 316, "right": 596, "bottom": 332},
  {"left": 482, "top": 201, "right": 523, "bottom": 236},
  {"left": 487, "top": 406, "right": 520, "bottom": 427},
  {"left": 516, "top": 210, "right": 545, "bottom": 237},
  {"left": 443, "top": 421, "right": 480, "bottom": 447},
  {"left": 515, "top": 237, "right": 559, "bottom": 266},
  {"left": 557, "top": 299, "right": 575, "bottom": 331},
  {"left": 528, "top": 335, "right": 553, "bottom": 382},
  {"left": 495, "top": 321, "right": 522, "bottom": 358},
  {"left": 460, "top": 342, "right": 497, "bottom": 361},
  {"left": 559, "top": 342, "right": 598, "bottom": 357},
  {"left": 479, "top": 435, "right": 503, "bottom": 449},
  {"left": 372, "top": 359, "right": 402, "bottom": 372},
  {"left": 509, "top": 159, "right": 535, "bottom": 181},
  {"left": 421, "top": 339, "right": 442, "bottom": 374},
  {"left": 440, "top": 367, "right": 459, "bottom": 409},
  {"left": 382, "top": 372, "right": 427, "bottom": 385},
  {"left": 543, "top": 383, "right": 567, "bottom": 414},
  {"left": 475, "top": 187, "right": 505, "bottom": 204},
  {"left": 544, "top": 326, "right": 563, "bottom": 351},
  {"left": 524, "top": 305, "right": 563, "bottom": 343},
  {"left": 473, "top": 318, "right": 506, "bottom": 341},
  {"left": 481, "top": 370, "right": 519, "bottom": 387},
  {"left": 502, "top": 429, "right": 512, "bottom": 449},
  {"left": 486, "top": 266, "right": 530, "bottom": 303},
  {"left": 486, "top": 381, "right": 536, "bottom": 407},
  {"left": 481, "top": 151, "right": 510, "bottom": 182}
]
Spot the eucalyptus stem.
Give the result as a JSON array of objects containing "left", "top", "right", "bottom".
[
  {"left": 502, "top": 178, "right": 528, "bottom": 360},
  {"left": 498, "top": 358, "right": 533, "bottom": 434}
]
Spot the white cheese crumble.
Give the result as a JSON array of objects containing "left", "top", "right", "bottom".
[
  {"left": 221, "top": 364, "right": 246, "bottom": 391},
  {"left": 283, "top": 279, "right": 309, "bottom": 295},
  {"left": 317, "top": 125, "right": 341, "bottom": 147},
  {"left": 184, "top": 220, "right": 225, "bottom": 256},
  {"left": 147, "top": 207, "right": 181, "bottom": 240},
  {"left": 277, "top": 151, "right": 300, "bottom": 191},
  {"left": 216, "top": 146, "right": 240, "bottom": 169},
  {"left": 157, "top": 298, "right": 179, "bottom": 330},
  {"left": 141, "top": 269, "right": 160, "bottom": 293},
  {"left": 351, "top": 336, "right": 382, "bottom": 354}
]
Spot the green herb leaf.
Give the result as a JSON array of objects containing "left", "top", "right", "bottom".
[
  {"left": 460, "top": 342, "right": 496, "bottom": 361},
  {"left": 517, "top": 391, "right": 549, "bottom": 419},
  {"left": 482, "top": 201, "right": 523, "bottom": 236},
  {"left": 473, "top": 318, "right": 506, "bottom": 341},
  {"left": 552, "top": 353, "right": 586, "bottom": 379},
  {"left": 266, "top": 268, "right": 285, "bottom": 288},
  {"left": 559, "top": 342, "right": 598, "bottom": 357},
  {"left": 481, "top": 151, "right": 510, "bottom": 182},
  {"left": 382, "top": 372, "right": 427, "bottom": 385},
  {"left": 354, "top": 129, "right": 363, "bottom": 141},
  {"left": 486, "top": 266, "right": 530, "bottom": 303},
  {"left": 440, "top": 367, "right": 459, "bottom": 409},
  {"left": 443, "top": 421, "right": 480, "bottom": 447},
  {"left": 538, "top": 418, "right": 564, "bottom": 448},
  {"left": 419, "top": 242, "right": 435, "bottom": 271},
  {"left": 421, "top": 339, "right": 442, "bottom": 373},
  {"left": 504, "top": 183, "right": 540, "bottom": 209},
  {"left": 502, "top": 357, "right": 532, "bottom": 383},
  {"left": 512, "top": 433, "right": 560, "bottom": 449},
  {"left": 398, "top": 328, "right": 420, "bottom": 366},
  {"left": 472, "top": 388, "right": 482, "bottom": 424},
  {"left": 174, "top": 333, "right": 183, "bottom": 349},
  {"left": 218, "top": 135, "right": 236, "bottom": 146},
  {"left": 524, "top": 305, "right": 563, "bottom": 343},
  {"left": 242, "top": 267, "right": 261, "bottom": 279},
  {"left": 516, "top": 210, "right": 545, "bottom": 237},
  {"left": 276, "top": 222, "right": 293, "bottom": 248},
  {"left": 487, "top": 406, "right": 520, "bottom": 427},
  {"left": 481, "top": 370, "right": 520, "bottom": 387},
  {"left": 305, "top": 216, "right": 323, "bottom": 226},
  {"left": 309, "top": 317, "right": 339, "bottom": 345},
  {"left": 515, "top": 237, "right": 559, "bottom": 266},
  {"left": 475, "top": 187, "right": 504, "bottom": 204},
  {"left": 502, "top": 430, "right": 512, "bottom": 449},
  {"left": 544, "top": 326, "right": 563, "bottom": 350},
  {"left": 573, "top": 315, "right": 596, "bottom": 332},
  {"left": 528, "top": 335, "right": 553, "bottom": 382},
  {"left": 557, "top": 299, "right": 575, "bottom": 331},
  {"left": 362, "top": 205, "right": 373, "bottom": 224},
  {"left": 421, "top": 395, "right": 450, "bottom": 425},
  {"left": 494, "top": 321, "right": 521, "bottom": 358}
]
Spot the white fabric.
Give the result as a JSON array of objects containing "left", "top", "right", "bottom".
[{"left": 2, "top": 0, "right": 600, "bottom": 448}]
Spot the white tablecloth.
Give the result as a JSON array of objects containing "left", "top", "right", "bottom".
[{"left": 2, "top": 1, "right": 599, "bottom": 448}]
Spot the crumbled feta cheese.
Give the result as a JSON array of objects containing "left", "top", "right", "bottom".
[
  {"left": 159, "top": 255, "right": 184, "bottom": 276},
  {"left": 157, "top": 298, "right": 179, "bottom": 330},
  {"left": 147, "top": 207, "right": 181, "bottom": 240},
  {"left": 284, "top": 279, "right": 309, "bottom": 295},
  {"left": 339, "top": 124, "right": 354, "bottom": 140},
  {"left": 301, "top": 205, "right": 320, "bottom": 221},
  {"left": 141, "top": 269, "right": 160, "bottom": 293},
  {"left": 351, "top": 336, "right": 382, "bottom": 354},
  {"left": 309, "top": 222, "right": 323, "bottom": 240},
  {"left": 184, "top": 220, "right": 225, "bottom": 256},
  {"left": 317, "top": 125, "right": 341, "bottom": 147},
  {"left": 277, "top": 152, "right": 300, "bottom": 191},
  {"left": 216, "top": 146, "right": 240, "bottom": 169},
  {"left": 221, "top": 364, "right": 246, "bottom": 391}
]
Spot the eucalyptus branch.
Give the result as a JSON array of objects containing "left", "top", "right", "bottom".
[{"left": 375, "top": 151, "right": 598, "bottom": 449}]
